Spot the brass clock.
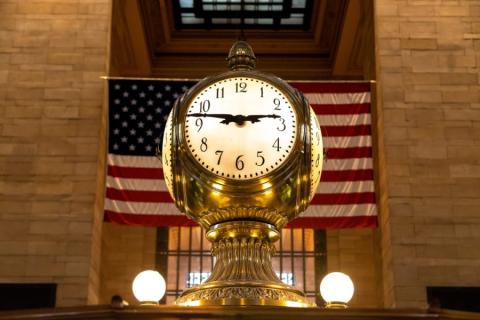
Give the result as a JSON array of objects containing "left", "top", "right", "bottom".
[{"left": 162, "top": 41, "right": 322, "bottom": 307}]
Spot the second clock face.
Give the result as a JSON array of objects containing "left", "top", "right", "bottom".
[{"left": 184, "top": 76, "right": 297, "bottom": 180}]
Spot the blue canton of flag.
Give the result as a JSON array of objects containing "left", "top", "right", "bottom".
[{"left": 108, "top": 80, "right": 195, "bottom": 156}]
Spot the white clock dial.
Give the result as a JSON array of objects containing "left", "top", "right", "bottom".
[
  {"left": 309, "top": 107, "right": 323, "bottom": 201},
  {"left": 184, "top": 77, "right": 297, "bottom": 180},
  {"left": 162, "top": 111, "right": 175, "bottom": 199}
]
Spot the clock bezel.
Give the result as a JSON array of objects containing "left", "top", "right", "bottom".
[{"left": 173, "top": 70, "right": 310, "bottom": 189}]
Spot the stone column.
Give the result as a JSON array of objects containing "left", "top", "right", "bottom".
[
  {"left": 374, "top": 0, "right": 480, "bottom": 308},
  {"left": 0, "top": 0, "right": 110, "bottom": 306}
]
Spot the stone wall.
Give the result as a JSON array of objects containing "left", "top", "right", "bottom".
[
  {"left": 375, "top": 0, "right": 480, "bottom": 308},
  {"left": 99, "top": 224, "right": 156, "bottom": 305},
  {"left": 327, "top": 229, "right": 382, "bottom": 307},
  {"left": 0, "top": 0, "right": 110, "bottom": 306}
]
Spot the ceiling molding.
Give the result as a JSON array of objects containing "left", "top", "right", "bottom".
[{"left": 110, "top": 0, "right": 373, "bottom": 80}]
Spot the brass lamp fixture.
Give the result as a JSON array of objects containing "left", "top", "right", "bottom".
[
  {"left": 161, "top": 40, "right": 323, "bottom": 307},
  {"left": 319, "top": 272, "right": 355, "bottom": 308},
  {"left": 132, "top": 270, "right": 166, "bottom": 305}
]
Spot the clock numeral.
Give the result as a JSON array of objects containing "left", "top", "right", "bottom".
[
  {"left": 260, "top": 87, "right": 264, "bottom": 97},
  {"left": 195, "top": 118, "right": 203, "bottom": 132},
  {"left": 316, "top": 131, "right": 321, "bottom": 144},
  {"left": 277, "top": 117, "right": 286, "bottom": 131},
  {"left": 235, "top": 155, "right": 245, "bottom": 170},
  {"left": 216, "top": 87, "right": 224, "bottom": 99},
  {"left": 200, "top": 137, "right": 208, "bottom": 152},
  {"left": 215, "top": 150, "right": 223, "bottom": 165},
  {"left": 273, "top": 98, "right": 281, "bottom": 111},
  {"left": 255, "top": 151, "right": 265, "bottom": 166},
  {"left": 235, "top": 82, "right": 247, "bottom": 93},
  {"left": 200, "top": 100, "right": 210, "bottom": 112},
  {"left": 272, "top": 138, "right": 281, "bottom": 151},
  {"left": 315, "top": 154, "right": 320, "bottom": 167}
]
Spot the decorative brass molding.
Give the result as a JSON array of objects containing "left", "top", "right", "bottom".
[
  {"left": 199, "top": 206, "right": 288, "bottom": 230},
  {"left": 176, "top": 286, "right": 313, "bottom": 307}
]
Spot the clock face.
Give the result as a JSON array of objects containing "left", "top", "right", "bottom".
[
  {"left": 184, "top": 76, "right": 297, "bottom": 180},
  {"left": 309, "top": 107, "right": 323, "bottom": 201}
]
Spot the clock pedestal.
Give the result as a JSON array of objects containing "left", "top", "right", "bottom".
[{"left": 175, "top": 219, "right": 312, "bottom": 307}]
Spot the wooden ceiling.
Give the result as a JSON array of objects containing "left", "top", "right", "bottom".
[{"left": 110, "top": 0, "right": 374, "bottom": 80}]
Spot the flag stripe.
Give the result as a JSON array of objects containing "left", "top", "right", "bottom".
[
  {"left": 108, "top": 165, "right": 162, "bottom": 180},
  {"left": 103, "top": 211, "right": 377, "bottom": 229},
  {"left": 321, "top": 169, "right": 374, "bottom": 182},
  {"left": 108, "top": 154, "right": 161, "bottom": 168},
  {"left": 108, "top": 158, "right": 373, "bottom": 181},
  {"left": 106, "top": 186, "right": 374, "bottom": 205},
  {"left": 300, "top": 203, "right": 377, "bottom": 217},
  {"left": 326, "top": 147, "right": 372, "bottom": 159},
  {"left": 323, "top": 158, "right": 373, "bottom": 170},
  {"left": 304, "top": 92, "right": 371, "bottom": 104},
  {"left": 106, "top": 187, "right": 173, "bottom": 202},
  {"left": 311, "top": 192, "right": 376, "bottom": 205},
  {"left": 104, "top": 211, "right": 196, "bottom": 227},
  {"left": 288, "top": 216, "right": 377, "bottom": 229},
  {"left": 107, "top": 153, "right": 375, "bottom": 172},
  {"left": 312, "top": 103, "right": 371, "bottom": 115},
  {"left": 105, "top": 199, "right": 179, "bottom": 215},
  {"left": 105, "top": 199, "right": 376, "bottom": 218},
  {"left": 321, "top": 125, "right": 371, "bottom": 137},
  {"left": 106, "top": 176, "right": 168, "bottom": 192},
  {"left": 317, "top": 114, "right": 371, "bottom": 126},
  {"left": 106, "top": 177, "right": 374, "bottom": 193},
  {"left": 292, "top": 82, "right": 370, "bottom": 93},
  {"left": 317, "top": 180, "right": 374, "bottom": 193},
  {"left": 108, "top": 165, "right": 374, "bottom": 182},
  {"left": 324, "top": 135, "right": 372, "bottom": 148}
]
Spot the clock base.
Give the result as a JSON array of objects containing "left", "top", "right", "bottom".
[
  {"left": 175, "top": 283, "right": 312, "bottom": 307},
  {"left": 175, "top": 220, "right": 314, "bottom": 307}
]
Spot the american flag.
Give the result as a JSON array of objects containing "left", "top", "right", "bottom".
[{"left": 105, "top": 79, "right": 377, "bottom": 229}]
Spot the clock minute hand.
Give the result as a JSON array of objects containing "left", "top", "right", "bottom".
[
  {"left": 244, "top": 114, "right": 281, "bottom": 123},
  {"left": 187, "top": 113, "right": 236, "bottom": 123},
  {"left": 187, "top": 113, "right": 248, "bottom": 125}
]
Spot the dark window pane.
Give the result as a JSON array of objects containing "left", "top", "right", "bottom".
[
  {"left": 0, "top": 283, "right": 56, "bottom": 310},
  {"left": 427, "top": 287, "right": 480, "bottom": 312}
]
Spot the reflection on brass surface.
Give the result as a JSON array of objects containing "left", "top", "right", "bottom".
[
  {"left": 200, "top": 207, "right": 288, "bottom": 230},
  {"left": 176, "top": 286, "right": 311, "bottom": 307},
  {"left": 325, "top": 302, "right": 348, "bottom": 309}
]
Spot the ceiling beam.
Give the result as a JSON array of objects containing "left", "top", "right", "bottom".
[
  {"left": 332, "top": 0, "right": 371, "bottom": 78},
  {"left": 110, "top": 0, "right": 151, "bottom": 76}
]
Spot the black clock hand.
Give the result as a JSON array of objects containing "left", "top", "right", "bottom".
[
  {"left": 244, "top": 114, "right": 281, "bottom": 123},
  {"left": 188, "top": 113, "right": 237, "bottom": 124},
  {"left": 188, "top": 113, "right": 280, "bottom": 125}
]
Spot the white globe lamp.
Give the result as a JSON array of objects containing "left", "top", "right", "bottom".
[
  {"left": 132, "top": 270, "right": 166, "bottom": 305},
  {"left": 319, "top": 272, "right": 354, "bottom": 308}
]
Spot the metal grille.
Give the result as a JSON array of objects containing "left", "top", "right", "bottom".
[
  {"left": 157, "top": 226, "right": 325, "bottom": 304},
  {"left": 172, "top": 0, "right": 314, "bottom": 30}
]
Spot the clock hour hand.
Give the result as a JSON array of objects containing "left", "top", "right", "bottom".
[{"left": 188, "top": 113, "right": 280, "bottom": 125}]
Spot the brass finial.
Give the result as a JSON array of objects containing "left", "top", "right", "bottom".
[{"left": 226, "top": 40, "right": 256, "bottom": 70}]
